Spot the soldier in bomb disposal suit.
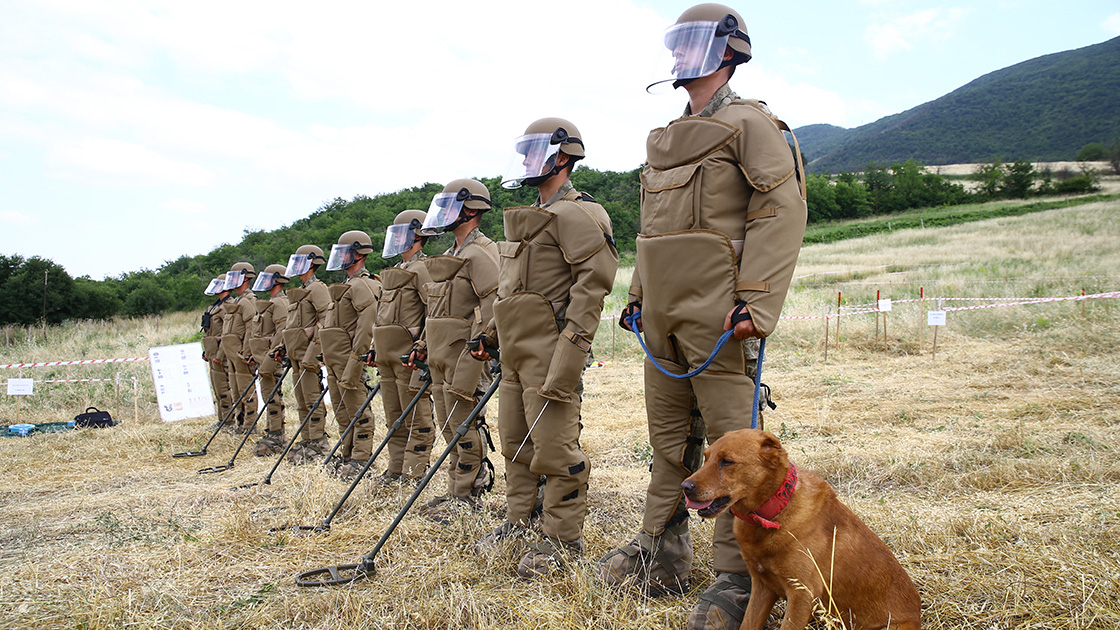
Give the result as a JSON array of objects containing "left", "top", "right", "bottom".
[
  {"left": 472, "top": 118, "right": 618, "bottom": 579},
  {"left": 220, "top": 262, "right": 259, "bottom": 433},
  {"left": 202, "top": 274, "right": 233, "bottom": 427},
  {"left": 248, "top": 264, "right": 290, "bottom": 457},
  {"left": 320, "top": 230, "right": 382, "bottom": 481},
  {"left": 599, "top": 5, "right": 808, "bottom": 629},
  {"left": 407, "top": 178, "right": 500, "bottom": 521},
  {"left": 373, "top": 211, "right": 437, "bottom": 483},
  {"left": 274, "top": 245, "right": 334, "bottom": 464}
]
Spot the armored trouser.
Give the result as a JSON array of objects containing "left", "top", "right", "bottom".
[
  {"left": 207, "top": 354, "right": 233, "bottom": 422},
  {"left": 221, "top": 336, "right": 257, "bottom": 428},
  {"left": 636, "top": 229, "right": 756, "bottom": 576},
  {"left": 427, "top": 318, "right": 490, "bottom": 497},
  {"left": 283, "top": 328, "right": 326, "bottom": 442},
  {"left": 495, "top": 293, "right": 590, "bottom": 544},
  {"left": 258, "top": 364, "right": 286, "bottom": 433},
  {"left": 321, "top": 327, "right": 375, "bottom": 463},
  {"left": 374, "top": 325, "right": 435, "bottom": 477}
]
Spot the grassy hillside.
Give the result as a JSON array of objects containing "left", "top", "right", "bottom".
[
  {"left": 799, "top": 36, "right": 1120, "bottom": 173},
  {"left": 2, "top": 199, "right": 1119, "bottom": 628}
]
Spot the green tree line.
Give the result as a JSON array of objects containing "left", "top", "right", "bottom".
[{"left": 0, "top": 159, "right": 1099, "bottom": 326}]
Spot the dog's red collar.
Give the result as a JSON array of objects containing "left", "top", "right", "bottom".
[{"left": 731, "top": 464, "right": 798, "bottom": 530}]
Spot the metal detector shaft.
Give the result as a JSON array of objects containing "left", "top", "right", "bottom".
[
  {"left": 314, "top": 370, "right": 430, "bottom": 532},
  {"left": 321, "top": 381, "right": 380, "bottom": 467},
  {"left": 198, "top": 365, "right": 290, "bottom": 474},
  {"left": 173, "top": 372, "right": 260, "bottom": 458},
  {"left": 235, "top": 374, "right": 329, "bottom": 490},
  {"left": 295, "top": 369, "right": 497, "bottom": 586},
  {"left": 359, "top": 372, "right": 499, "bottom": 569}
]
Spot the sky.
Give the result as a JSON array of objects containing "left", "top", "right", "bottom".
[{"left": 2, "top": 0, "right": 1118, "bottom": 280}]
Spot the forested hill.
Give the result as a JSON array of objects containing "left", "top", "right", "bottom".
[{"left": 797, "top": 35, "right": 1120, "bottom": 173}]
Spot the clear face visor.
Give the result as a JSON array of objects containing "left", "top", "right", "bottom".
[
  {"left": 647, "top": 20, "right": 730, "bottom": 93},
  {"left": 501, "top": 132, "right": 563, "bottom": 190},
  {"left": 285, "top": 253, "right": 314, "bottom": 277},
  {"left": 204, "top": 278, "right": 225, "bottom": 295},
  {"left": 423, "top": 192, "right": 467, "bottom": 233},
  {"left": 326, "top": 243, "right": 360, "bottom": 271},
  {"left": 223, "top": 270, "right": 247, "bottom": 291},
  {"left": 382, "top": 222, "right": 418, "bottom": 259},
  {"left": 252, "top": 272, "right": 279, "bottom": 292}
]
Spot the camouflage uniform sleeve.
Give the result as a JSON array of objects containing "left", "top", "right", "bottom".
[{"left": 732, "top": 104, "right": 807, "bottom": 336}]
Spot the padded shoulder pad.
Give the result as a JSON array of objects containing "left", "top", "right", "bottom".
[
  {"left": 462, "top": 238, "right": 500, "bottom": 298},
  {"left": 719, "top": 100, "right": 796, "bottom": 193},
  {"left": 238, "top": 296, "right": 257, "bottom": 320},
  {"left": 328, "top": 283, "right": 351, "bottom": 303},
  {"left": 553, "top": 198, "right": 613, "bottom": 265},
  {"left": 646, "top": 116, "right": 739, "bottom": 170},
  {"left": 350, "top": 276, "right": 379, "bottom": 311},
  {"left": 308, "top": 282, "right": 332, "bottom": 313},
  {"left": 254, "top": 301, "right": 273, "bottom": 315},
  {"left": 286, "top": 287, "right": 309, "bottom": 303}
]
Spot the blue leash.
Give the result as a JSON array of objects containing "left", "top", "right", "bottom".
[{"left": 625, "top": 310, "right": 766, "bottom": 429}]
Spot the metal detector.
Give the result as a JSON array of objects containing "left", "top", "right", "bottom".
[
  {"left": 198, "top": 365, "right": 291, "bottom": 474},
  {"left": 295, "top": 368, "right": 500, "bottom": 586},
  {"left": 321, "top": 381, "right": 381, "bottom": 469},
  {"left": 271, "top": 360, "right": 431, "bottom": 536},
  {"left": 172, "top": 373, "right": 260, "bottom": 458},
  {"left": 231, "top": 377, "right": 330, "bottom": 491}
]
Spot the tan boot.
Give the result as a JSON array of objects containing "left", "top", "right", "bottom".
[
  {"left": 687, "top": 572, "right": 752, "bottom": 630},
  {"left": 475, "top": 522, "right": 528, "bottom": 555},
  {"left": 254, "top": 431, "right": 285, "bottom": 457},
  {"left": 516, "top": 536, "right": 584, "bottom": 579},
  {"left": 598, "top": 521, "right": 693, "bottom": 596}
]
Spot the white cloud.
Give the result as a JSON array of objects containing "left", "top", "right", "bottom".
[
  {"left": 162, "top": 199, "right": 208, "bottom": 215},
  {"left": 45, "top": 137, "right": 215, "bottom": 187},
  {"left": 1, "top": 210, "right": 38, "bottom": 226},
  {"left": 1105, "top": 13, "right": 1120, "bottom": 36},
  {"left": 865, "top": 8, "right": 973, "bottom": 60}
]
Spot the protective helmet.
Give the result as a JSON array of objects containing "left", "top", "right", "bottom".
[
  {"left": 285, "top": 244, "right": 326, "bottom": 277},
  {"left": 383, "top": 209, "right": 429, "bottom": 258},
  {"left": 327, "top": 230, "right": 374, "bottom": 271},
  {"left": 648, "top": 3, "right": 752, "bottom": 93},
  {"left": 252, "top": 264, "right": 290, "bottom": 292},
  {"left": 223, "top": 262, "right": 256, "bottom": 291},
  {"left": 501, "top": 118, "right": 585, "bottom": 190},
  {"left": 204, "top": 273, "right": 228, "bottom": 295},
  {"left": 423, "top": 178, "right": 492, "bottom": 233}
]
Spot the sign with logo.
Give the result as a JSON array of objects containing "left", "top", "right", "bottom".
[{"left": 149, "top": 343, "right": 215, "bottom": 422}]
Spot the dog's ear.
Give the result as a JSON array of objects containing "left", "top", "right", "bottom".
[{"left": 758, "top": 432, "right": 786, "bottom": 468}]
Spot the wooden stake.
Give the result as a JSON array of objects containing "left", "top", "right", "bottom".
[
  {"left": 836, "top": 291, "right": 842, "bottom": 350},
  {"left": 919, "top": 287, "right": 925, "bottom": 354},
  {"left": 824, "top": 304, "right": 830, "bottom": 361},
  {"left": 133, "top": 377, "right": 138, "bottom": 423},
  {"left": 875, "top": 290, "right": 880, "bottom": 342},
  {"left": 115, "top": 372, "right": 121, "bottom": 421}
]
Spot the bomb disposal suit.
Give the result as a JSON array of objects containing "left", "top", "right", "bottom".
[
  {"left": 488, "top": 118, "right": 619, "bottom": 554},
  {"left": 202, "top": 275, "right": 233, "bottom": 423},
  {"left": 248, "top": 265, "right": 289, "bottom": 440},
  {"left": 601, "top": 3, "right": 809, "bottom": 606},
  {"left": 418, "top": 179, "right": 500, "bottom": 500},
  {"left": 220, "top": 263, "right": 259, "bottom": 430},
  {"left": 276, "top": 246, "right": 332, "bottom": 451},
  {"left": 320, "top": 231, "right": 382, "bottom": 468},
  {"left": 375, "top": 211, "right": 437, "bottom": 479}
]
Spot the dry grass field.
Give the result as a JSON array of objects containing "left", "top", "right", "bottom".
[{"left": 2, "top": 197, "right": 1119, "bottom": 629}]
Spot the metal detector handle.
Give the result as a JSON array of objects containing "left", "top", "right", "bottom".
[
  {"left": 399, "top": 354, "right": 431, "bottom": 382},
  {"left": 466, "top": 337, "right": 499, "bottom": 361}
]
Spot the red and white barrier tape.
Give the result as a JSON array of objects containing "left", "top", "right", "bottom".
[
  {"left": 0, "top": 357, "right": 149, "bottom": 369},
  {"left": 942, "top": 292, "right": 1120, "bottom": 313}
]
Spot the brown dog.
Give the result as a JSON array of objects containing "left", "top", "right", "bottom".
[{"left": 681, "top": 429, "right": 921, "bottom": 630}]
